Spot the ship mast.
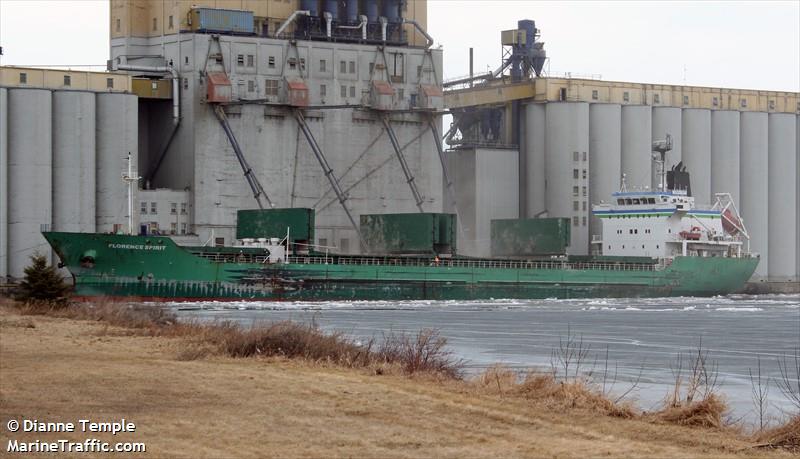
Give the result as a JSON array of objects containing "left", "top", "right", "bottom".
[
  {"left": 652, "top": 134, "right": 673, "bottom": 192},
  {"left": 121, "top": 152, "right": 141, "bottom": 235}
]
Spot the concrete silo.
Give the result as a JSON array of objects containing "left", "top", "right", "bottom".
[
  {"left": 524, "top": 103, "right": 546, "bottom": 218},
  {"left": 710, "top": 110, "right": 740, "bottom": 206},
  {"left": 53, "top": 91, "right": 96, "bottom": 233},
  {"left": 681, "top": 108, "right": 711, "bottom": 204},
  {"left": 545, "top": 102, "right": 589, "bottom": 254},
  {"left": 7, "top": 89, "right": 52, "bottom": 278},
  {"left": 652, "top": 107, "right": 682, "bottom": 188},
  {"left": 767, "top": 113, "right": 797, "bottom": 282},
  {"left": 621, "top": 105, "right": 652, "bottom": 190},
  {"left": 739, "top": 112, "right": 769, "bottom": 281},
  {"left": 96, "top": 93, "right": 138, "bottom": 234},
  {"left": 588, "top": 103, "right": 621, "bottom": 241},
  {"left": 0, "top": 88, "right": 7, "bottom": 279}
]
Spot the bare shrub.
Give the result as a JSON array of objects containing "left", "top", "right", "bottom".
[
  {"left": 776, "top": 348, "right": 800, "bottom": 414},
  {"left": 749, "top": 356, "right": 771, "bottom": 431},
  {"left": 550, "top": 325, "right": 591, "bottom": 382},
  {"left": 658, "top": 341, "right": 727, "bottom": 428},
  {"left": 376, "top": 329, "right": 463, "bottom": 379}
]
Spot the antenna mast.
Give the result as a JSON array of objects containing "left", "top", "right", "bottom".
[{"left": 651, "top": 134, "right": 673, "bottom": 192}]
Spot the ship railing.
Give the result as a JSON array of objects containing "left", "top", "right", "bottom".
[
  {"left": 284, "top": 256, "right": 658, "bottom": 272},
  {"left": 189, "top": 251, "right": 659, "bottom": 271}
]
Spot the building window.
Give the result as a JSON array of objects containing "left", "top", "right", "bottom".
[
  {"left": 582, "top": 186, "right": 587, "bottom": 197},
  {"left": 151, "top": 202, "right": 157, "bottom": 214},
  {"left": 247, "top": 80, "right": 255, "bottom": 93},
  {"left": 185, "top": 56, "right": 189, "bottom": 65},
  {"left": 623, "top": 91, "right": 629, "bottom": 102},
  {"left": 341, "top": 85, "right": 347, "bottom": 98},
  {"left": 265, "top": 79, "right": 279, "bottom": 96},
  {"left": 181, "top": 223, "right": 187, "bottom": 235},
  {"left": 591, "top": 90, "right": 598, "bottom": 100},
  {"left": 183, "top": 78, "right": 188, "bottom": 90},
  {"left": 215, "top": 237, "right": 225, "bottom": 247},
  {"left": 180, "top": 203, "right": 187, "bottom": 215},
  {"left": 582, "top": 151, "right": 587, "bottom": 161},
  {"left": 171, "top": 203, "right": 177, "bottom": 215},
  {"left": 288, "top": 59, "right": 296, "bottom": 70},
  {"left": 19, "top": 73, "right": 27, "bottom": 84},
  {"left": 320, "top": 84, "right": 327, "bottom": 97},
  {"left": 319, "top": 59, "right": 326, "bottom": 72},
  {"left": 340, "top": 61, "right": 347, "bottom": 74},
  {"left": 653, "top": 94, "right": 660, "bottom": 104},
  {"left": 582, "top": 216, "right": 587, "bottom": 226},
  {"left": 572, "top": 186, "right": 579, "bottom": 197},
  {"left": 116, "top": 18, "right": 121, "bottom": 32},
  {"left": 63, "top": 75, "right": 71, "bottom": 86},
  {"left": 369, "top": 62, "right": 374, "bottom": 74},
  {"left": 712, "top": 96, "right": 719, "bottom": 107},
  {"left": 573, "top": 216, "right": 579, "bottom": 227},
  {"left": 170, "top": 222, "right": 177, "bottom": 234},
  {"left": 169, "top": 15, "right": 174, "bottom": 29},
  {"left": 559, "top": 88, "right": 567, "bottom": 101},
  {"left": 390, "top": 52, "right": 404, "bottom": 82},
  {"left": 582, "top": 169, "right": 587, "bottom": 179},
  {"left": 299, "top": 58, "right": 305, "bottom": 71},
  {"left": 140, "top": 202, "right": 147, "bottom": 215},
  {"left": 350, "top": 86, "right": 356, "bottom": 98},
  {"left": 573, "top": 151, "right": 579, "bottom": 161},
  {"left": 573, "top": 201, "right": 579, "bottom": 211},
  {"left": 237, "top": 54, "right": 244, "bottom": 66},
  {"left": 106, "top": 78, "right": 114, "bottom": 89},
  {"left": 582, "top": 201, "right": 587, "bottom": 211},
  {"left": 683, "top": 95, "right": 689, "bottom": 105},
  {"left": 740, "top": 98, "right": 748, "bottom": 108},
  {"left": 769, "top": 100, "right": 776, "bottom": 110},
  {"left": 247, "top": 55, "right": 254, "bottom": 67},
  {"left": 153, "top": 18, "right": 157, "bottom": 31},
  {"left": 349, "top": 60, "right": 356, "bottom": 74},
  {"left": 268, "top": 56, "right": 275, "bottom": 68},
  {"left": 573, "top": 169, "right": 579, "bottom": 179}
]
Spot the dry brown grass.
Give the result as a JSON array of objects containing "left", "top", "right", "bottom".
[
  {"left": 471, "top": 366, "right": 637, "bottom": 418},
  {"left": 753, "top": 416, "right": 800, "bottom": 453},
  {"left": 9, "top": 299, "right": 462, "bottom": 378},
  {"left": 3, "top": 305, "right": 792, "bottom": 458},
  {"left": 656, "top": 393, "right": 729, "bottom": 428}
]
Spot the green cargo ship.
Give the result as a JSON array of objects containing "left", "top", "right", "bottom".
[
  {"left": 43, "top": 230, "right": 757, "bottom": 300},
  {"left": 42, "top": 145, "right": 759, "bottom": 301}
]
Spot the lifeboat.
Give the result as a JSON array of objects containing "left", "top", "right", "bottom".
[
  {"left": 721, "top": 209, "right": 741, "bottom": 235},
  {"left": 679, "top": 226, "right": 702, "bottom": 241}
]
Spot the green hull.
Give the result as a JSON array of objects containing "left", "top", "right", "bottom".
[{"left": 43, "top": 232, "right": 759, "bottom": 301}]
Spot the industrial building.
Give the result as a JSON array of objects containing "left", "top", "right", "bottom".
[
  {"left": 1, "top": 0, "right": 445, "bottom": 280},
  {"left": 0, "top": 6, "right": 798, "bottom": 292},
  {"left": 444, "top": 20, "right": 799, "bottom": 291}
]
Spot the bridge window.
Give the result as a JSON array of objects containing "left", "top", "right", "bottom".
[
  {"left": 617, "top": 199, "right": 624, "bottom": 205},
  {"left": 625, "top": 198, "right": 632, "bottom": 205},
  {"left": 648, "top": 198, "right": 656, "bottom": 204},
  {"left": 632, "top": 198, "right": 640, "bottom": 204}
]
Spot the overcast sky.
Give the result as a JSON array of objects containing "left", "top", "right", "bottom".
[{"left": 1, "top": 0, "right": 798, "bottom": 92}]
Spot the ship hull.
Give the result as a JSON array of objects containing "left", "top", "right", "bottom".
[{"left": 43, "top": 232, "right": 759, "bottom": 301}]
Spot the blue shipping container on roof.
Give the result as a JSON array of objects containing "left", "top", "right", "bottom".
[{"left": 191, "top": 8, "right": 254, "bottom": 34}]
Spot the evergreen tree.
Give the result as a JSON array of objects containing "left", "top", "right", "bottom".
[{"left": 16, "top": 254, "right": 71, "bottom": 305}]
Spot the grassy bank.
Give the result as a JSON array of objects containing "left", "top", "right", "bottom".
[{"left": 0, "top": 300, "right": 796, "bottom": 458}]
